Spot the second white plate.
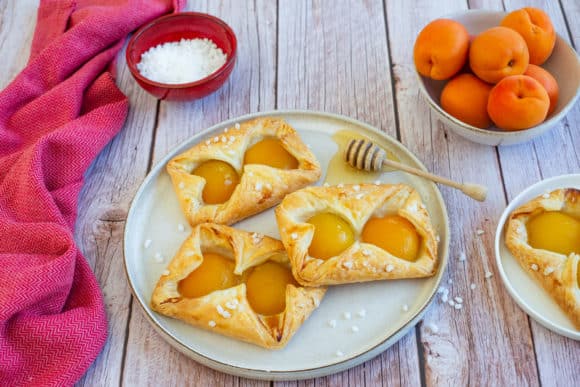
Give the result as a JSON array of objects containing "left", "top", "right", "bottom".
[{"left": 494, "top": 174, "right": 580, "bottom": 340}]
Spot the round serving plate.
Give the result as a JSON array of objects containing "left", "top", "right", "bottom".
[
  {"left": 494, "top": 174, "right": 580, "bottom": 340},
  {"left": 124, "top": 110, "right": 450, "bottom": 379}
]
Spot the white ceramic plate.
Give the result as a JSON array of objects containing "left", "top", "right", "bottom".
[
  {"left": 494, "top": 174, "right": 580, "bottom": 340},
  {"left": 124, "top": 110, "right": 450, "bottom": 379}
]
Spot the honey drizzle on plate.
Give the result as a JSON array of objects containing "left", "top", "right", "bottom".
[{"left": 324, "top": 130, "right": 399, "bottom": 185}]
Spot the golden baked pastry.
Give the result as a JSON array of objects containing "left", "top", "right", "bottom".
[
  {"left": 166, "top": 118, "right": 321, "bottom": 226},
  {"left": 275, "top": 183, "right": 439, "bottom": 286},
  {"left": 505, "top": 188, "right": 580, "bottom": 329},
  {"left": 151, "top": 223, "right": 326, "bottom": 349}
]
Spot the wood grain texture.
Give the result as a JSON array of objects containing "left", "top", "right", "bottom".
[
  {"left": 275, "top": 1, "right": 419, "bottom": 386},
  {"left": 121, "top": 1, "right": 275, "bottom": 385},
  {"left": 387, "top": 0, "right": 540, "bottom": 385}
]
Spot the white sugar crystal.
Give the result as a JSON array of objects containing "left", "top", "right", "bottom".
[
  {"left": 177, "top": 223, "right": 185, "bottom": 232},
  {"left": 485, "top": 271, "right": 493, "bottom": 279},
  {"left": 342, "top": 312, "right": 351, "bottom": 320},
  {"left": 136, "top": 38, "right": 227, "bottom": 84},
  {"left": 374, "top": 180, "right": 381, "bottom": 185},
  {"left": 235, "top": 123, "right": 240, "bottom": 129},
  {"left": 530, "top": 263, "right": 539, "bottom": 271},
  {"left": 205, "top": 140, "right": 211, "bottom": 145},
  {"left": 178, "top": 182, "right": 185, "bottom": 189},
  {"left": 213, "top": 136, "right": 219, "bottom": 143},
  {"left": 441, "top": 293, "right": 449, "bottom": 303},
  {"left": 448, "top": 300, "right": 455, "bottom": 307},
  {"left": 144, "top": 239, "right": 152, "bottom": 249},
  {"left": 476, "top": 229, "right": 485, "bottom": 235},
  {"left": 335, "top": 350, "right": 344, "bottom": 357},
  {"left": 470, "top": 283, "right": 477, "bottom": 290},
  {"left": 458, "top": 252, "right": 466, "bottom": 262},
  {"left": 385, "top": 264, "right": 394, "bottom": 273},
  {"left": 229, "top": 136, "right": 236, "bottom": 142},
  {"left": 154, "top": 252, "right": 164, "bottom": 263},
  {"left": 255, "top": 182, "right": 263, "bottom": 191},
  {"left": 221, "top": 136, "right": 227, "bottom": 143},
  {"left": 323, "top": 182, "right": 330, "bottom": 187},
  {"left": 216, "top": 305, "right": 231, "bottom": 318},
  {"left": 361, "top": 249, "right": 370, "bottom": 257},
  {"left": 162, "top": 270, "right": 170, "bottom": 276},
  {"left": 437, "top": 286, "right": 446, "bottom": 294},
  {"left": 291, "top": 232, "right": 298, "bottom": 240},
  {"left": 543, "top": 267, "right": 554, "bottom": 276},
  {"left": 355, "top": 193, "right": 364, "bottom": 200},
  {"left": 208, "top": 320, "right": 216, "bottom": 328},
  {"left": 353, "top": 184, "right": 360, "bottom": 192},
  {"left": 327, "top": 319, "right": 337, "bottom": 328},
  {"left": 223, "top": 128, "right": 229, "bottom": 133},
  {"left": 436, "top": 235, "right": 440, "bottom": 242},
  {"left": 337, "top": 183, "right": 344, "bottom": 188},
  {"left": 454, "top": 303, "right": 463, "bottom": 310},
  {"left": 351, "top": 325, "right": 359, "bottom": 333},
  {"left": 342, "top": 261, "right": 353, "bottom": 269},
  {"left": 357, "top": 309, "right": 366, "bottom": 318},
  {"left": 225, "top": 300, "right": 239, "bottom": 310},
  {"left": 184, "top": 251, "right": 195, "bottom": 257},
  {"left": 448, "top": 279, "right": 453, "bottom": 284},
  {"left": 542, "top": 193, "right": 550, "bottom": 199},
  {"left": 454, "top": 297, "right": 463, "bottom": 304},
  {"left": 426, "top": 323, "right": 439, "bottom": 333},
  {"left": 402, "top": 304, "right": 409, "bottom": 312}
]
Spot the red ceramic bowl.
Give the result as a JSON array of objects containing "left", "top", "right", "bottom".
[{"left": 126, "top": 12, "right": 237, "bottom": 101}]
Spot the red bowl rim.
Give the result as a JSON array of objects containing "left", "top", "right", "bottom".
[{"left": 125, "top": 11, "right": 237, "bottom": 90}]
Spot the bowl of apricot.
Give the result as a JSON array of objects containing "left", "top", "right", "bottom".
[{"left": 414, "top": 9, "right": 580, "bottom": 146}]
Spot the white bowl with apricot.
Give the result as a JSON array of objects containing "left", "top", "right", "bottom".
[{"left": 414, "top": 9, "right": 580, "bottom": 146}]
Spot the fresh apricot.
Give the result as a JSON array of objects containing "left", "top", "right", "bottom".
[
  {"left": 487, "top": 75, "right": 550, "bottom": 131},
  {"left": 524, "top": 64, "right": 559, "bottom": 116},
  {"left": 469, "top": 26, "right": 529, "bottom": 84},
  {"left": 413, "top": 19, "right": 470, "bottom": 80},
  {"left": 440, "top": 73, "right": 493, "bottom": 128},
  {"left": 501, "top": 7, "right": 556, "bottom": 65}
]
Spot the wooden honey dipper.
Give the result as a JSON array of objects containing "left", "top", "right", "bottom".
[{"left": 345, "top": 138, "right": 488, "bottom": 202}]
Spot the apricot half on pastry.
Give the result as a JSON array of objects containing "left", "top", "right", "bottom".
[
  {"left": 275, "top": 184, "right": 439, "bottom": 286},
  {"left": 166, "top": 117, "right": 321, "bottom": 227},
  {"left": 505, "top": 188, "right": 580, "bottom": 329},
  {"left": 150, "top": 223, "right": 325, "bottom": 349}
]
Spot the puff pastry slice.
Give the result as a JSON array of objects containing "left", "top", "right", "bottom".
[
  {"left": 505, "top": 188, "right": 580, "bottom": 329},
  {"left": 167, "top": 118, "right": 321, "bottom": 226},
  {"left": 275, "top": 184, "right": 439, "bottom": 286},
  {"left": 151, "top": 223, "right": 326, "bottom": 349}
]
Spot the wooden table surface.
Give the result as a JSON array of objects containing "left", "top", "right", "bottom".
[{"left": 2, "top": 0, "right": 579, "bottom": 385}]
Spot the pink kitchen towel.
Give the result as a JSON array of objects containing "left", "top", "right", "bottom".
[{"left": 0, "top": 0, "right": 183, "bottom": 385}]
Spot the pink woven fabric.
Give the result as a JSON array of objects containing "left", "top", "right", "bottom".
[{"left": 0, "top": 1, "right": 183, "bottom": 385}]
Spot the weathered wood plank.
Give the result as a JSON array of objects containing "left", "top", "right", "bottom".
[
  {"left": 386, "top": 0, "right": 539, "bottom": 385},
  {"left": 275, "top": 1, "right": 419, "bottom": 386},
  {"left": 121, "top": 1, "right": 275, "bottom": 385},
  {"left": 0, "top": 0, "right": 37, "bottom": 89}
]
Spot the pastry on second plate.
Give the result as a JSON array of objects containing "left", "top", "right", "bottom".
[
  {"left": 166, "top": 117, "right": 321, "bottom": 227},
  {"left": 151, "top": 223, "right": 326, "bottom": 349},
  {"left": 505, "top": 188, "right": 580, "bottom": 329},
  {"left": 275, "top": 183, "right": 438, "bottom": 286}
]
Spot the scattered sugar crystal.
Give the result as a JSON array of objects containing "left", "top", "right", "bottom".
[
  {"left": 361, "top": 249, "right": 370, "bottom": 256},
  {"left": 216, "top": 305, "right": 231, "bottom": 318},
  {"left": 255, "top": 182, "right": 263, "bottom": 191},
  {"left": 374, "top": 180, "right": 381, "bottom": 185},
  {"left": 208, "top": 320, "right": 216, "bottom": 328},
  {"left": 402, "top": 304, "right": 409, "bottom": 312},
  {"left": 470, "top": 283, "right": 477, "bottom": 290},
  {"left": 154, "top": 252, "right": 164, "bottom": 263},
  {"left": 342, "top": 312, "right": 351, "bottom": 320},
  {"left": 386, "top": 264, "right": 394, "bottom": 273},
  {"left": 177, "top": 223, "right": 185, "bottom": 232},
  {"left": 448, "top": 300, "right": 455, "bottom": 307},
  {"left": 323, "top": 182, "right": 330, "bottom": 187},
  {"left": 458, "top": 252, "right": 466, "bottom": 262},
  {"left": 542, "top": 193, "right": 550, "bottom": 199},
  {"left": 426, "top": 323, "right": 439, "bottom": 334},
  {"left": 213, "top": 136, "right": 219, "bottom": 143},
  {"left": 223, "top": 128, "right": 229, "bottom": 133},
  {"left": 437, "top": 286, "right": 446, "bottom": 294},
  {"left": 343, "top": 261, "right": 353, "bottom": 269},
  {"left": 454, "top": 303, "right": 463, "bottom": 310},
  {"left": 221, "top": 136, "right": 227, "bottom": 143},
  {"left": 205, "top": 140, "right": 211, "bottom": 145},
  {"left": 355, "top": 193, "right": 364, "bottom": 200},
  {"left": 543, "top": 267, "right": 554, "bottom": 276},
  {"left": 291, "top": 232, "right": 298, "bottom": 240},
  {"left": 335, "top": 350, "right": 344, "bottom": 357},
  {"left": 454, "top": 297, "right": 463, "bottom": 304},
  {"left": 351, "top": 325, "right": 359, "bottom": 333},
  {"left": 328, "top": 319, "right": 337, "bottom": 328},
  {"left": 476, "top": 229, "right": 485, "bottom": 235},
  {"left": 144, "top": 239, "right": 152, "bottom": 249},
  {"left": 337, "top": 183, "right": 344, "bottom": 188},
  {"left": 225, "top": 300, "right": 239, "bottom": 310},
  {"left": 448, "top": 279, "right": 453, "bottom": 284},
  {"left": 357, "top": 309, "right": 366, "bottom": 318},
  {"left": 485, "top": 271, "right": 493, "bottom": 279},
  {"left": 162, "top": 270, "right": 170, "bottom": 276},
  {"left": 436, "top": 235, "right": 440, "bottom": 242},
  {"left": 178, "top": 182, "right": 185, "bottom": 189},
  {"left": 235, "top": 123, "right": 240, "bottom": 129},
  {"left": 229, "top": 136, "right": 236, "bottom": 142},
  {"left": 353, "top": 184, "right": 360, "bottom": 192},
  {"left": 530, "top": 263, "right": 539, "bottom": 271},
  {"left": 184, "top": 251, "right": 194, "bottom": 257}
]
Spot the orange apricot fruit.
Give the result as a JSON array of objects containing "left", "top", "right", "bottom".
[
  {"left": 440, "top": 73, "right": 493, "bottom": 129},
  {"left": 413, "top": 19, "right": 470, "bottom": 80},
  {"left": 469, "top": 26, "right": 529, "bottom": 84},
  {"left": 524, "top": 64, "right": 559, "bottom": 116},
  {"left": 501, "top": 7, "right": 556, "bottom": 65},
  {"left": 487, "top": 75, "right": 550, "bottom": 131}
]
